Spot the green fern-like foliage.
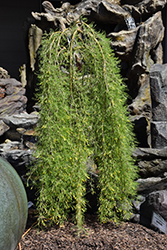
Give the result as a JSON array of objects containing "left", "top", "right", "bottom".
[{"left": 29, "top": 20, "right": 138, "bottom": 227}]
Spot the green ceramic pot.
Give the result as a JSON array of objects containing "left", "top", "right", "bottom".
[{"left": 0, "top": 157, "right": 28, "bottom": 250}]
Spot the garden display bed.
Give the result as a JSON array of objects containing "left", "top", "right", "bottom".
[{"left": 15, "top": 211, "right": 167, "bottom": 250}]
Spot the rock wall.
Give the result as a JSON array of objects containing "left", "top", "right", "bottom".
[
  {"left": 26, "top": 0, "right": 166, "bottom": 147},
  {"left": 0, "top": 67, "right": 39, "bottom": 201},
  {"left": 132, "top": 63, "right": 167, "bottom": 228}
]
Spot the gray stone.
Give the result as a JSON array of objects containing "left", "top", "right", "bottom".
[
  {"left": 0, "top": 149, "right": 33, "bottom": 176},
  {"left": 0, "top": 95, "right": 27, "bottom": 117},
  {"left": 138, "top": 158, "right": 167, "bottom": 178},
  {"left": 137, "top": 177, "right": 162, "bottom": 191},
  {"left": 122, "top": 0, "right": 167, "bottom": 22},
  {"left": 128, "top": 75, "right": 152, "bottom": 146},
  {"left": 0, "top": 67, "right": 10, "bottom": 79},
  {"left": 85, "top": 0, "right": 129, "bottom": 25},
  {"left": 122, "top": 11, "right": 164, "bottom": 105},
  {"left": 133, "top": 147, "right": 167, "bottom": 159},
  {"left": 122, "top": 4, "right": 143, "bottom": 24},
  {"left": 133, "top": 195, "right": 146, "bottom": 212},
  {"left": 136, "top": 177, "right": 167, "bottom": 194},
  {"left": 136, "top": 0, "right": 167, "bottom": 16},
  {"left": 131, "top": 11, "right": 164, "bottom": 74},
  {"left": 0, "top": 120, "right": 9, "bottom": 136},
  {"left": 5, "top": 86, "right": 25, "bottom": 96},
  {"left": 3, "top": 112, "right": 39, "bottom": 129},
  {"left": 0, "top": 140, "right": 34, "bottom": 176},
  {"left": 0, "top": 78, "right": 22, "bottom": 88},
  {"left": 109, "top": 11, "right": 164, "bottom": 67},
  {"left": 150, "top": 63, "right": 167, "bottom": 121},
  {"left": 0, "top": 77, "right": 27, "bottom": 118},
  {"left": 122, "top": 0, "right": 166, "bottom": 8},
  {"left": 151, "top": 121, "right": 167, "bottom": 148},
  {"left": 110, "top": 11, "right": 164, "bottom": 73},
  {"left": 133, "top": 146, "right": 167, "bottom": 178},
  {"left": 131, "top": 213, "right": 140, "bottom": 223},
  {"left": 0, "top": 141, "right": 22, "bottom": 152},
  {"left": 108, "top": 27, "right": 139, "bottom": 60},
  {"left": 123, "top": 0, "right": 141, "bottom": 3},
  {"left": 140, "top": 190, "right": 167, "bottom": 227},
  {"left": 151, "top": 42, "right": 163, "bottom": 64}
]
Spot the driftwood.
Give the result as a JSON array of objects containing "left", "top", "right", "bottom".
[{"left": 32, "top": 0, "right": 132, "bottom": 31}]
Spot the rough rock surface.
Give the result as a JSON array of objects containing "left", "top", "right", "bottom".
[
  {"left": 134, "top": 147, "right": 167, "bottom": 192},
  {"left": 136, "top": 176, "right": 167, "bottom": 194},
  {"left": 3, "top": 112, "right": 39, "bottom": 129},
  {"left": 151, "top": 121, "right": 167, "bottom": 148},
  {"left": 140, "top": 190, "right": 167, "bottom": 227},
  {"left": 0, "top": 120, "right": 9, "bottom": 137},
  {"left": 0, "top": 74, "right": 37, "bottom": 177},
  {"left": 107, "top": 27, "right": 139, "bottom": 60},
  {"left": 132, "top": 63, "right": 167, "bottom": 228},
  {"left": 137, "top": 157, "right": 167, "bottom": 178},
  {"left": 150, "top": 63, "right": 167, "bottom": 121},
  {"left": 133, "top": 147, "right": 167, "bottom": 159},
  {"left": 133, "top": 145, "right": 167, "bottom": 227},
  {"left": 0, "top": 67, "right": 10, "bottom": 79},
  {"left": 0, "top": 143, "right": 33, "bottom": 176},
  {"left": 0, "top": 78, "right": 27, "bottom": 117},
  {"left": 0, "top": 112, "right": 38, "bottom": 176}
]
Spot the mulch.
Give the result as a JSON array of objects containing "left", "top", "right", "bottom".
[{"left": 15, "top": 211, "right": 167, "bottom": 250}]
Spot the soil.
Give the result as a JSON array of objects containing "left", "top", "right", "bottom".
[{"left": 15, "top": 209, "right": 167, "bottom": 250}]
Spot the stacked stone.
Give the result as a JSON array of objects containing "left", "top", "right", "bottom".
[
  {"left": 0, "top": 78, "right": 27, "bottom": 137},
  {"left": 150, "top": 64, "right": 167, "bottom": 148},
  {"left": 133, "top": 65, "right": 167, "bottom": 192},
  {"left": 0, "top": 112, "right": 39, "bottom": 175},
  {"left": 131, "top": 64, "right": 167, "bottom": 229},
  {"left": 0, "top": 68, "right": 39, "bottom": 176}
]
